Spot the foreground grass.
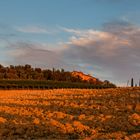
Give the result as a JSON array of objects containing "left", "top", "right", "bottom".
[{"left": 0, "top": 88, "right": 140, "bottom": 139}]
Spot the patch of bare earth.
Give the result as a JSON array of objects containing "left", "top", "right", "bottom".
[{"left": 0, "top": 88, "right": 140, "bottom": 139}]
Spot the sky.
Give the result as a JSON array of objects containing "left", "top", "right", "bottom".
[{"left": 0, "top": 0, "right": 140, "bottom": 86}]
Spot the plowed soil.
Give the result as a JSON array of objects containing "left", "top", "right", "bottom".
[{"left": 0, "top": 88, "right": 140, "bottom": 140}]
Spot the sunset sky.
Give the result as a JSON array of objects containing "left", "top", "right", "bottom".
[{"left": 0, "top": 0, "right": 140, "bottom": 85}]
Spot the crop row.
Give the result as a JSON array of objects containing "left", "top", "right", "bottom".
[{"left": 0, "top": 80, "right": 115, "bottom": 90}]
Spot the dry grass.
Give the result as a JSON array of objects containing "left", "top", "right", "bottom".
[{"left": 0, "top": 88, "right": 140, "bottom": 139}]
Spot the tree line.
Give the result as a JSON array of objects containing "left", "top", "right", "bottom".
[
  {"left": 0, "top": 64, "right": 87, "bottom": 82},
  {"left": 0, "top": 64, "right": 116, "bottom": 89}
]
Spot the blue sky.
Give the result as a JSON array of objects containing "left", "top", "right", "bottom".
[{"left": 1, "top": 0, "right": 140, "bottom": 85}]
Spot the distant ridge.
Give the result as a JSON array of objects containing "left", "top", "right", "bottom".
[{"left": 0, "top": 64, "right": 116, "bottom": 89}]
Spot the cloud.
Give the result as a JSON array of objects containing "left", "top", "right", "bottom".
[
  {"left": 62, "top": 27, "right": 130, "bottom": 49},
  {"left": 2, "top": 21, "right": 140, "bottom": 85},
  {"left": 15, "top": 26, "right": 50, "bottom": 34},
  {"left": 0, "top": 23, "right": 17, "bottom": 41},
  {"left": 6, "top": 41, "right": 77, "bottom": 70},
  {"left": 61, "top": 21, "right": 140, "bottom": 85}
]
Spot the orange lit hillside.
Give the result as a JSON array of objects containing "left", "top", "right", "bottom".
[{"left": 71, "top": 71, "right": 100, "bottom": 83}]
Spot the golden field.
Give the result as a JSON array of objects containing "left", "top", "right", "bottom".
[{"left": 0, "top": 88, "right": 140, "bottom": 140}]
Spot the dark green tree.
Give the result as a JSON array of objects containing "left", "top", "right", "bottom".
[{"left": 131, "top": 78, "right": 134, "bottom": 87}]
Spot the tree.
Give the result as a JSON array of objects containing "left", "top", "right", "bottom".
[{"left": 131, "top": 78, "right": 134, "bottom": 87}]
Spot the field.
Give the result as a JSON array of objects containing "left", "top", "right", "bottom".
[{"left": 0, "top": 88, "right": 140, "bottom": 140}]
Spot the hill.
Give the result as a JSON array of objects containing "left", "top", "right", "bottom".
[
  {"left": 0, "top": 64, "right": 116, "bottom": 89},
  {"left": 71, "top": 71, "right": 100, "bottom": 84}
]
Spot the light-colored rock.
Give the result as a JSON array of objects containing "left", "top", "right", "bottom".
[{"left": 129, "top": 113, "right": 140, "bottom": 126}]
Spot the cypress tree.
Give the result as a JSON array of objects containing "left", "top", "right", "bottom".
[{"left": 131, "top": 78, "right": 134, "bottom": 87}]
